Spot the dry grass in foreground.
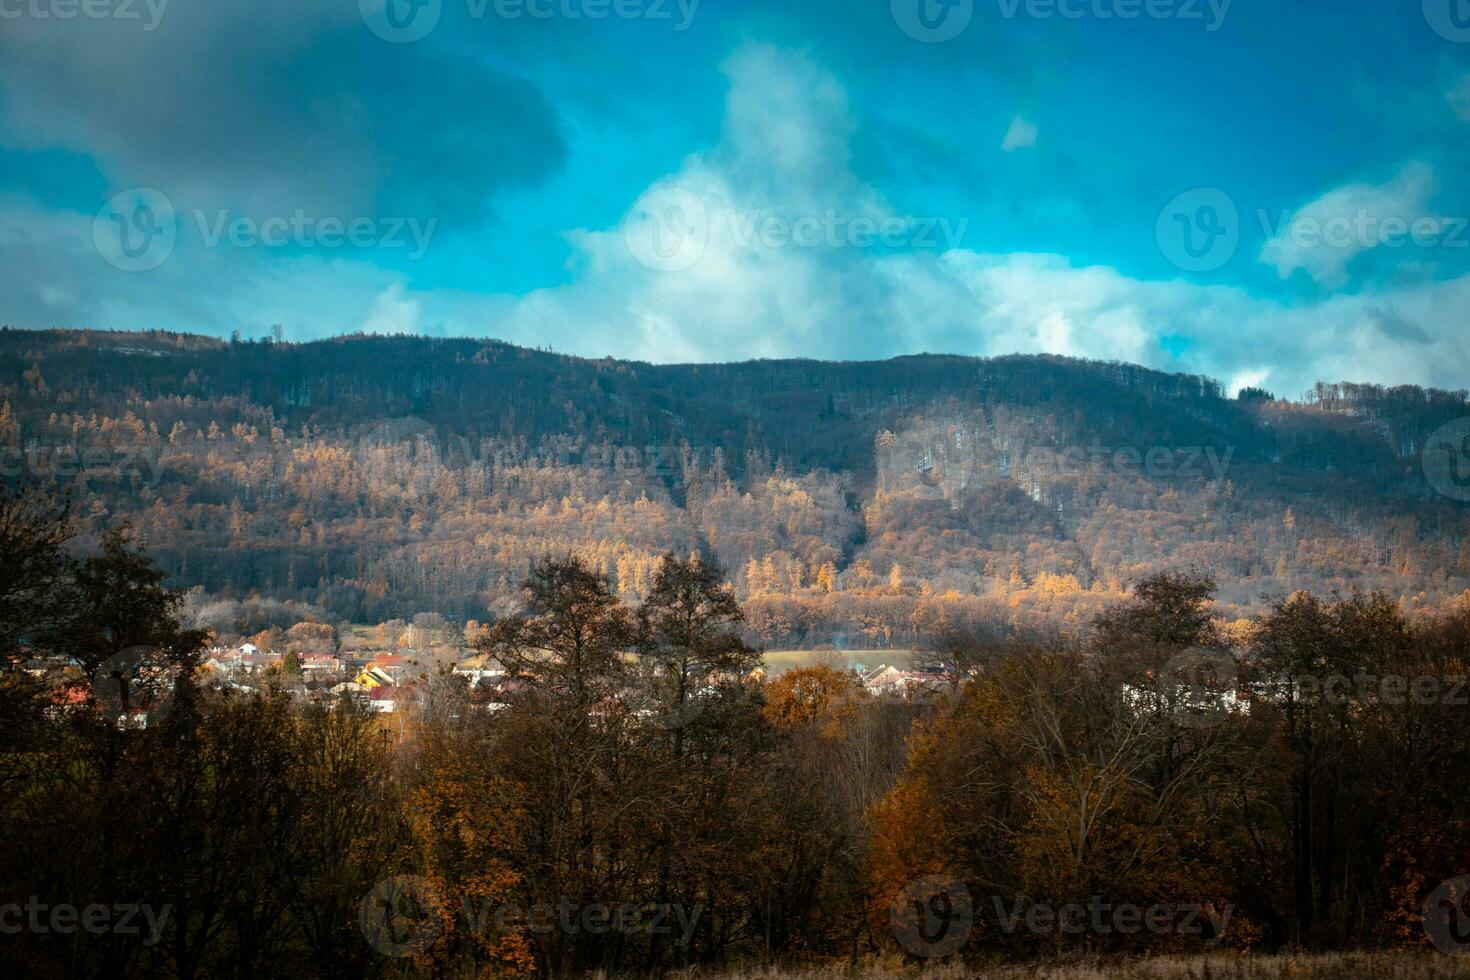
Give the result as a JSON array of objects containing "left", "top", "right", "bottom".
[{"left": 666, "top": 952, "right": 1470, "bottom": 980}]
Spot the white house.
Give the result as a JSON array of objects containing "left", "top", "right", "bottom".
[
  {"left": 860, "top": 664, "right": 907, "bottom": 694},
  {"left": 453, "top": 654, "right": 504, "bottom": 687}
]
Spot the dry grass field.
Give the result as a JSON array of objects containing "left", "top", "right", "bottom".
[{"left": 663, "top": 953, "right": 1470, "bottom": 980}]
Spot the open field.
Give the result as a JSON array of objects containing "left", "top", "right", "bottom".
[
  {"left": 760, "top": 649, "right": 917, "bottom": 676},
  {"left": 669, "top": 953, "right": 1470, "bottom": 980}
]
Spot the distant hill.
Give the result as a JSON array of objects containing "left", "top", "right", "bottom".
[{"left": 2, "top": 327, "right": 1467, "bottom": 646}]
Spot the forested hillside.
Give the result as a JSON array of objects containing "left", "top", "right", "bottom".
[{"left": 3, "top": 327, "right": 1468, "bottom": 644}]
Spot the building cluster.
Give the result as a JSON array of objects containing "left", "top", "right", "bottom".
[
  {"left": 197, "top": 644, "right": 513, "bottom": 714},
  {"left": 11, "top": 645, "right": 957, "bottom": 730},
  {"left": 8, "top": 641, "right": 515, "bottom": 727},
  {"left": 854, "top": 662, "right": 952, "bottom": 696}
]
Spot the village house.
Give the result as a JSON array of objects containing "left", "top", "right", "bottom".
[
  {"left": 299, "top": 654, "right": 341, "bottom": 673},
  {"left": 204, "top": 643, "right": 282, "bottom": 676},
  {"left": 452, "top": 653, "right": 504, "bottom": 686},
  {"left": 366, "top": 654, "right": 415, "bottom": 685},
  {"left": 19, "top": 654, "right": 80, "bottom": 678},
  {"left": 859, "top": 663, "right": 953, "bottom": 698},
  {"left": 368, "top": 683, "right": 422, "bottom": 714},
  {"left": 45, "top": 683, "right": 92, "bottom": 723},
  {"left": 352, "top": 665, "right": 396, "bottom": 690}
]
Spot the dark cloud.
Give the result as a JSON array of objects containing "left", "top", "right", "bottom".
[
  {"left": 1364, "top": 306, "right": 1434, "bottom": 345},
  {"left": 0, "top": 2, "right": 566, "bottom": 223}
]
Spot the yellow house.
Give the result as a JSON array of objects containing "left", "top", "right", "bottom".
[{"left": 353, "top": 666, "right": 395, "bottom": 690}]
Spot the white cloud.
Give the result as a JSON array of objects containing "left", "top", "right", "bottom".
[
  {"left": 1257, "top": 162, "right": 1439, "bottom": 288},
  {"left": 1226, "top": 369, "right": 1271, "bottom": 398},
  {"left": 320, "top": 50, "right": 1470, "bottom": 397},
  {"left": 360, "top": 284, "right": 422, "bottom": 335},
  {"left": 1001, "top": 115, "right": 1038, "bottom": 152},
  {"left": 5, "top": 43, "right": 1467, "bottom": 405}
]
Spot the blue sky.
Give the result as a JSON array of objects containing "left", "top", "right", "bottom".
[{"left": 2, "top": 0, "right": 1469, "bottom": 397}]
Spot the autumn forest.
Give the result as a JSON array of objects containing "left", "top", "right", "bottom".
[
  {"left": 3, "top": 328, "right": 1469, "bottom": 647},
  {"left": 3, "top": 328, "right": 1470, "bottom": 978}
]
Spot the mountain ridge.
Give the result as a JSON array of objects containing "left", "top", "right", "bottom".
[{"left": 2, "top": 327, "right": 1467, "bottom": 644}]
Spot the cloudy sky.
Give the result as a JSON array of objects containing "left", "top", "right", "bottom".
[{"left": 3, "top": 0, "right": 1469, "bottom": 397}]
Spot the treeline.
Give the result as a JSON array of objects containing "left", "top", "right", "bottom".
[
  {"left": 3, "top": 485, "right": 1469, "bottom": 976},
  {"left": 4, "top": 330, "right": 1470, "bottom": 637}
]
